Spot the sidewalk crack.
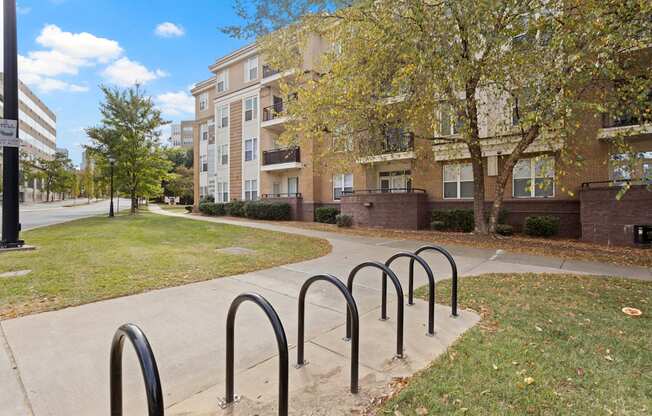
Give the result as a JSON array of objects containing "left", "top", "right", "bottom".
[{"left": 0, "top": 322, "right": 35, "bottom": 415}]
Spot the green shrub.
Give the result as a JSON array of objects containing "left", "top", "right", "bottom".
[
  {"left": 485, "top": 208, "right": 510, "bottom": 225},
  {"left": 430, "top": 220, "right": 447, "bottom": 231},
  {"left": 198, "top": 202, "right": 225, "bottom": 216},
  {"left": 524, "top": 215, "right": 560, "bottom": 237},
  {"left": 200, "top": 195, "right": 214, "bottom": 203},
  {"left": 430, "top": 209, "right": 474, "bottom": 232},
  {"left": 185, "top": 205, "right": 193, "bottom": 213},
  {"left": 315, "top": 207, "right": 339, "bottom": 224},
  {"left": 336, "top": 214, "right": 353, "bottom": 228},
  {"left": 495, "top": 224, "right": 514, "bottom": 236},
  {"left": 244, "top": 202, "right": 291, "bottom": 220},
  {"left": 225, "top": 201, "right": 246, "bottom": 217},
  {"left": 431, "top": 210, "right": 451, "bottom": 224}
]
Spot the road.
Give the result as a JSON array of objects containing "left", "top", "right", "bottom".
[{"left": 0, "top": 198, "right": 131, "bottom": 231}]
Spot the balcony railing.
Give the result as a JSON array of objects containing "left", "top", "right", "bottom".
[
  {"left": 382, "top": 132, "right": 414, "bottom": 154},
  {"left": 341, "top": 188, "right": 426, "bottom": 195},
  {"left": 602, "top": 113, "right": 643, "bottom": 128},
  {"left": 263, "top": 102, "right": 285, "bottom": 122},
  {"left": 262, "top": 147, "right": 300, "bottom": 166},
  {"left": 262, "top": 193, "right": 302, "bottom": 198},
  {"left": 581, "top": 178, "right": 650, "bottom": 189},
  {"left": 263, "top": 65, "right": 280, "bottom": 78}
]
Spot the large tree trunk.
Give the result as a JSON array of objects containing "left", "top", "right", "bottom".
[
  {"left": 464, "top": 77, "right": 487, "bottom": 234},
  {"left": 488, "top": 125, "right": 541, "bottom": 233},
  {"left": 130, "top": 189, "right": 137, "bottom": 214}
]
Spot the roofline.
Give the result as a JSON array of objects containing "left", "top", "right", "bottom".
[
  {"left": 190, "top": 77, "right": 216, "bottom": 95},
  {"left": 208, "top": 42, "right": 258, "bottom": 73}
]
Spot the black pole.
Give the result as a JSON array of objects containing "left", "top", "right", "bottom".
[
  {"left": 225, "top": 293, "right": 289, "bottom": 416},
  {"left": 109, "top": 161, "right": 115, "bottom": 217},
  {"left": 413, "top": 245, "right": 459, "bottom": 317},
  {"left": 110, "top": 323, "right": 164, "bottom": 416},
  {"left": 297, "top": 274, "right": 359, "bottom": 394},
  {"left": 1, "top": 0, "right": 23, "bottom": 248},
  {"left": 346, "top": 261, "right": 404, "bottom": 358}
]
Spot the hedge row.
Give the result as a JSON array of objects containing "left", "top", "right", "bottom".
[
  {"left": 315, "top": 207, "right": 340, "bottom": 224},
  {"left": 198, "top": 201, "right": 291, "bottom": 221},
  {"left": 430, "top": 208, "right": 559, "bottom": 237}
]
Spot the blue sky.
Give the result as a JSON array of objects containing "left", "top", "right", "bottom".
[{"left": 10, "top": 0, "right": 252, "bottom": 164}]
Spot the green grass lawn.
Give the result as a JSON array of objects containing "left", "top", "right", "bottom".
[
  {"left": 380, "top": 274, "right": 651, "bottom": 415},
  {"left": 0, "top": 212, "right": 330, "bottom": 319}
]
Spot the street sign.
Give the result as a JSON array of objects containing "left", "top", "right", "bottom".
[{"left": 0, "top": 119, "right": 19, "bottom": 147}]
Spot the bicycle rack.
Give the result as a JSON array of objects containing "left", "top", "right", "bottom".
[
  {"left": 222, "top": 292, "right": 289, "bottom": 416},
  {"left": 382, "top": 252, "right": 436, "bottom": 336},
  {"left": 297, "top": 274, "right": 360, "bottom": 394},
  {"left": 346, "top": 261, "right": 405, "bottom": 358},
  {"left": 110, "top": 323, "right": 164, "bottom": 416},
  {"left": 411, "top": 245, "right": 459, "bottom": 317}
]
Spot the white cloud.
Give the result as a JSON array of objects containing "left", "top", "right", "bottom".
[
  {"left": 36, "top": 24, "right": 123, "bottom": 63},
  {"left": 102, "top": 57, "right": 167, "bottom": 87},
  {"left": 19, "top": 73, "right": 88, "bottom": 93},
  {"left": 154, "top": 22, "right": 185, "bottom": 38},
  {"left": 155, "top": 91, "right": 195, "bottom": 116}
]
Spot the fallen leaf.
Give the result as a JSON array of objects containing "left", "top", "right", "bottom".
[
  {"left": 524, "top": 377, "right": 535, "bottom": 385},
  {"left": 576, "top": 368, "right": 584, "bottom": 377},
  {"left": 416, "top": 407, "right": 428, "bottom": 415},
  {"left": 605, "top": 355, "right": 614, "bottom": 362},
  {"left": 622, "top": 307, "right": 642, "bottom": 316}
]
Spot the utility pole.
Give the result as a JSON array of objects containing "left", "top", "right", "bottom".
[{"left": 1, "top": 0, "right": 23, "bottom": 248}]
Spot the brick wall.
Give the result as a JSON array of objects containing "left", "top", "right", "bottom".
[
  {"left": 580, "top": 185, "right": 652, "bottom": 246},
  {"left": 341, "top": 192, "right": 430, "bottom": 230}
]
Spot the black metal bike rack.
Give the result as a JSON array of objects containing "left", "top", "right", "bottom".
[
  {"left": 224, "top": 292, "right": 289, "bottom": 416},
  {"left": 411, "top": 245, "right": 459, "bottom": 317},
  {"left": 382, "top": 252, "right": 436, "bottom": 336},
  {"left": 346, "top": 261, "right": 405, "bottom": 358},
  {"left": 110, "top": 323, "right": 164, "bottom": 416},
  {"left": 297, "top": 274, "right": 360, "bottom": 394}
]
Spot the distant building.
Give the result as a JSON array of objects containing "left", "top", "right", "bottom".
[
  {"left": 0, "top": 73, "right": 58, "bottom": 202},
  {"left": 168, "top": 120, "right": 194, "bottom": 148},
  {"left": 56, "top": 147, "right": 69, "bottom": 158}
]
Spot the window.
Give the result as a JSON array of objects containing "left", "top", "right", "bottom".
[
  {"left": 218, "top": 104, "right": 229, "bottom": 128},
  {"left": 443, "top": 164, "right": 473, "bottom": 199},
  {"left": 219, "top": 144, "right": 228, "bottom": 165},
  {"left": 332, "top": 126, "right": 353, "bottom": 152},
  {"left": 379, "top": 170, "right": 412, "bottom": 192},
  {"left": 201, "top": 124, "right": 208, "bottom": 141},
  {"left": 513, "top": 157, "right": 554, "bottom": 198},
  {"left": 244, "top": 138, "right": 257, "bottom": 161},
  {"left": 208, "top": 124, "right": 215, "bottom": 144},
  {"left": 272, "top": 182, "right": 281, "bottom": 196},
  {"left": 244, "top": 96, "right": 258, "bottom": 121},
  {"left": 200, "top": 155, "right": 208, "bottom": 172},
  {"left": 439, "top": 103, "right": 464, "bottom": 136},
  {"left": 217, "top": 182, "right": 229, "bottom": 202},
  {"left": 245, "top": 56, "right": 258, "bottom": 82},
  {"left": 288, "top": 177, "right": 299, "bottom": 195},
  {"left": 245, "top": 180, "right": 258, "bottom": 201},
  {"left": 199, "top": 93, "right": 208, "bottom": 111},
  {"left": 333, "top": 173, "right": 353, "bottom": 200},
  {"left": 610, "top": 151, "right": 652, "bottom": 183},
  {"left": 217, "top": 70, "right": 228, "bottom": 93}
]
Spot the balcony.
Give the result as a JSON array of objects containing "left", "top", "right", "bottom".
[
  {"left": 261, "top": 66, "right": 296, "bottom": 86},
  {"left": 358, "top": 132, "right": 416, "bottom": 164},
  {"left": 261, "top": 147, "right": 302, "bottom": 172},
  {"left": 262, "top": 65, "right": 280, "bottom": 78},
  {"left": 261, "top": 101, "right": 289, "bottom": 132},
  {"left": 598, "top": 112, "right": 652, "bottom": 140}
]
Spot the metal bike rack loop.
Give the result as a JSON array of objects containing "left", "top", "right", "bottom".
[
  {"left": 223, "top": 292, "right": 289, "bottom": 416},
  {"left": 297, "top": 274, "right": 360, "bottom": 394},
  {"left": 346, "top": 261, "right": 405, "bottom": 358},
  {"left": 110, "top": 323, "right": 164, "bottom": 416},
  {"left": 382, "top": 252, "right": 436, "bottom": 336},
  {"left": 411, "top": 245, "right": 459, "bottom": 317}
]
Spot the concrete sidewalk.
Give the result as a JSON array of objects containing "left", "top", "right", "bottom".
[{"left": 0, "top": 208, "right": 648, "bottom": 416}]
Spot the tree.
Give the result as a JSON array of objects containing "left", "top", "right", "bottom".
[
  {"left": 229, "top": 0, "right": 651, "bottom": 234},
  {"left": 165, "top": 166, "right": 194, "bottom": 205},
  {"left": 86, "top": 86, "right": 171, "bottom": 214},
  {"left": 33, "top": 152, "right": 73, "bottom": 202},
  {"left": 164, "top": 146, "right": 193, "bottom": 169}
]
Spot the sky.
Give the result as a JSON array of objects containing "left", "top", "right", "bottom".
[{"left": 2, "top": 0, "right": 252, "bottom": 164}]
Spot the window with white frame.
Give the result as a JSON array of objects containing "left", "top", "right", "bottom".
[
  {"left": 244, "top": 96, "right": 258, "bottom": 121},
  {"left": 439, "top": 103, "right": 464, "bottom": 136},
  {"left": 216, "top": 70, "right": 228, "bottom": 93},
  {"left": 200, "top": 155, "right": 208, "bottom": 172},
  {"left": 219, "top": 144, "right": 228, "bottom": 165},
  {"left": 244, "top": 138, "right": 257, "bottom": 161},
  {"left": 245, "top": 56, "right": 258, "bottom": 82},
  {"left": 218, "top": 104, "right": 229, "bottom": 128},
  {"left": 443, "top": 163, "right": 473, "bottom": 199},
  {"left": 513, "top": 157, "right": 555, "bottom": 198},
  {"left": 199, "top": 93, "right": 208, "bottom": 111},
  {"left": 216, "top": 182, "right": 229, "bottom": 202},
  {"left": 288, "top": 177, "right": 299, "bottom": 195},
  {"left": 201, "top": 124, "right": 208, "bottom": 141},
  {"left": 379, "top": 170, "right": 412, "bottom": 192},
  {"left": 245, "top": 180, "right": 258, "bottom": 201},
  {"left": 333, "top": 173, "right": 353, "bottom": 200}
]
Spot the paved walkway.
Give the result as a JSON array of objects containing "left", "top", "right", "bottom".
[{"left": 0, "top": 208, "right": 648, "bottom": 416}]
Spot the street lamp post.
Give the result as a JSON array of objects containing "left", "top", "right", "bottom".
[
  {"left": 108, "top": 157, "right": 115, "bottom": 217},
  {"left": 1, "top": 0, "right": 23, "bottom": 248}
]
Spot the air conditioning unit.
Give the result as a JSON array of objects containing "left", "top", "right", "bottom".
[{"left": 634, "top": 225, "right": 652, "bottom": 246}]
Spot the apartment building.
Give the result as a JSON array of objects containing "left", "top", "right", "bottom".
[
  {"left": 168, "top": 120, "right": 194, "bottom": 148},
  {"left": 192, "top": 41, "right": 651, "bottom": 246},
  {"left": 0, "top": 73, "right": 58, "bottom": 203}
]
